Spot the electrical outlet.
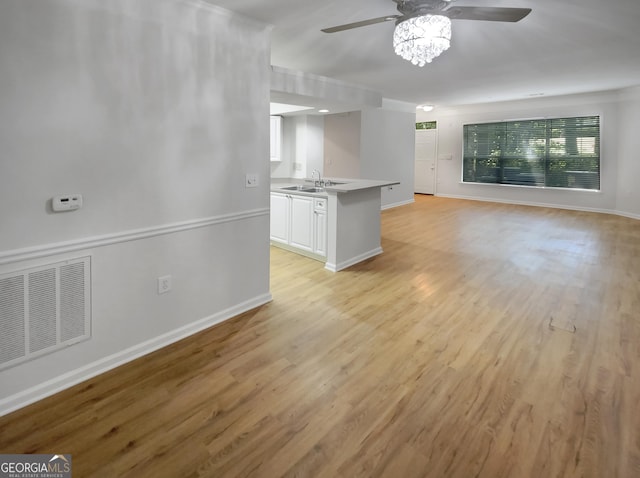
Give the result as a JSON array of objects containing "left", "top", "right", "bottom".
[{"left": 157, "top": 275, "right": 172, "bottom": 294}]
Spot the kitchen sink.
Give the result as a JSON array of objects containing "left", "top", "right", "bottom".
[{"left": 280, "top": 185, "right": 325, "bottom": 193}]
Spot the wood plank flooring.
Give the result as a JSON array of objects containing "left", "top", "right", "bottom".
[{"left": 1, "top": 195, "right": 639, "bottom": 477}]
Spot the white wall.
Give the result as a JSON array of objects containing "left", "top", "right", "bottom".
[
  {"left": 293, "top": 117, "right": 310, "bottom": 179},
  {"left": 360, "top": 108, "right": 416, "bottom": 209},
  {"left": 0, "top": 0, "right": 272, "bottom": 414},
  {"left": 417, "top": 91, "right": 623, "bottom": 214},
  {"left": 271, "top": 66, "right": 382, "bottom": 110},
  {"left": 270, "top": 115, "right": 292, "bottom": 178},
  {"left": 324, "top": 112, "right": 362, "bottom": 179},
  {"left": 616, "top": 86, "right": 640, "bottom": 218},
  {"left": 271, "top": 115, "right": 324, "bottom": 179},
  {"left": 305, "top": 115, "right": 325, "bottom": 176}
]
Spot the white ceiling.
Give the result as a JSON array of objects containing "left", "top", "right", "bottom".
[{"left": 207, "top": 0, "right": 640, "bottom": 107}]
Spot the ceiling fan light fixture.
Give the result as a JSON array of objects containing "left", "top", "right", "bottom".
[{"left": 393, "top": 14, "right": 452, "bottom": 67}]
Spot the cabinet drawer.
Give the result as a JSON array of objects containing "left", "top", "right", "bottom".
[{"left": 314, "top": 198, "right": 326, "bottom": 211}]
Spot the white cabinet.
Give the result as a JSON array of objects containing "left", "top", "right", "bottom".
[
  {"left": 270, "top": 192, "right": 327, "bottom": 259},
  {"left": 270, "top": 192, "right": 290, "bottom": 244},
  {"left": 270, "top": 116, "right": 282, "bottom": 162},
  {"left": 313, "top": 198, "right": 327, "bottom": 256},
  {"left": 290, "top": 195, "right": 314, "bottom": 252}
]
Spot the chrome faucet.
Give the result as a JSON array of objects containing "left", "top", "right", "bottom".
[{"left": 311, "top": 169, "right": 322, "bottom": 187}]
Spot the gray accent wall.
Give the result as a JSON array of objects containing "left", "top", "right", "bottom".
[
  {"left": 360, "top": 108, "right": 416, "bottom": 209},
  {"left": 324, "top": 112, "right": 362, "bottom": 180}
]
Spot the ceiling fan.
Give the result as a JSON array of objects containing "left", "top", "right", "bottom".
[{"left": 321, "top": 0, "right": 532, "bottom": 66}]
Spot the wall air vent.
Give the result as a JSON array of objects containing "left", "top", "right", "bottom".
[{"left": 0, "top": 256, "right": 91, "bottom": 370}]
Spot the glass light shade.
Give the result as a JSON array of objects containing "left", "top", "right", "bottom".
[{"left": 393, "top": 15, "right": 452, "bottom": 66}]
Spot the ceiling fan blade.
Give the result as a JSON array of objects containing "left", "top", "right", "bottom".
[
  {"left": 321, "top": 15, "right": 401, "bottom": 33},
  {"left": 445, "top": 7, "right": 532, "bottom": 22}
]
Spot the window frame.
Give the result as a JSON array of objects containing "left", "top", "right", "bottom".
[{"left": 460, "top": 115, "right": 602, "bottom": 192}]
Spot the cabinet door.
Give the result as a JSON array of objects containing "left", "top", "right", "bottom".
[
  {"left": 314, "top": 210, "right": 327, "bottom": 257},
  {"left": 270, "top": 193, "right": 290, "bottom": 244},
  {"left": 289, "top": 195, "right": 314, "bottom": 252},
  {"left": 270, "top": 116, "right": 282, "bottom": 162}
]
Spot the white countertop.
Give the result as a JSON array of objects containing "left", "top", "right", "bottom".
[
  {"left": 271, "top": 177, "right": 399, "bottom": 195},
  {"left": 320, "top": 178, "right": 400, "bottom": 193}
]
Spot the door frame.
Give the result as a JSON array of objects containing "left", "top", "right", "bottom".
[{"left": 414, "top": 128, "right": 438, "bottom": 195}]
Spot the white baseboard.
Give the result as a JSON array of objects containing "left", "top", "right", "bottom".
[
  {"left": 436, "top": 193, "right": 640, "bottom": 221},
  {"left": 325, "top": 247, "right": 383, "bottom": 272},
  {"left": 0, "top": 293, "right": 272, "bottom": 417},
  {"left": 615, "top": 210, "right": 640, "bottom": 221},
  {"left": 435, "top": 193, "right": 622, "bottom": 216},
  {"left": 381, "top": 198, "right": 415, "bottom": 210}
]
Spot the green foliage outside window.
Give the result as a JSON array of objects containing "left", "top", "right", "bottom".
[
  {"left": 463, "top": 116, "right": 600, "bottom": 190},
  {"left": 416, "top": 121, "right": 437, "bottom": 130}
]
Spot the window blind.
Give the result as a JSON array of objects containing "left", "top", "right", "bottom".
[{"left": 463, "top": 116, "right": 600, "bottom": 190}]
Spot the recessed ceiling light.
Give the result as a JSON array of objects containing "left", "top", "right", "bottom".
[
  {"left": 318, "top": 109, "right": 330, "bottom": 113},
  {"left": 417, "top": 105, "right": 434, "bottom": 112}
]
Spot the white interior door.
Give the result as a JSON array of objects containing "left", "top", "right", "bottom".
[{"left": 415, "top": 129, "right": 437, "bottom": 194}]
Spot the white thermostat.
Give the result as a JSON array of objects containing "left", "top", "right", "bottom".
[{"left": 52, "top": 194, "right": 83, "bottom": 212}]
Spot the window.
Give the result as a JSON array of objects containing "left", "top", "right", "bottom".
[
  {"left": 463, "top": 116, "right": 600, "bottom": 190},
  {"left": 416, "top": 121, "right": 437, "bottom": 130}
]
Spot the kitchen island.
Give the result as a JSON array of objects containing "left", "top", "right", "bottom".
[{"left": 270, "top": 178, "right": 399, "bottom": 272}]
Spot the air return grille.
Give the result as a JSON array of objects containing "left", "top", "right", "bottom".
[{"left": 0, "top": 257, "right": 91, "bottom": 370}]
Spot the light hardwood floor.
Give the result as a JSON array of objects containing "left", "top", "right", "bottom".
[{"left": 1, "top": 195, "right": 639, "bottom": 477}]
